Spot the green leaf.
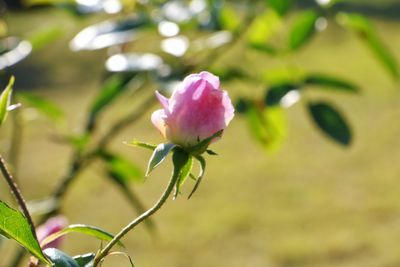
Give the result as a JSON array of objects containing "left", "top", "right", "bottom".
[
  {"left": 210, "top": 67, "right": 248, "bottom": 82},
  {"left": 124, "top": 140, "right": 157, "bottom": 151},
  {"left": 289, "top": 10, "right": 318, "bottom": 51},
  {"left": 235, "top": 98, "right": 249, "bottom": 114},
  {"left": 87, "top": 74, "right": 134, "bottom": 131},
  {"left": 245, "top": 104, "right": 287, "bottom": 151},
  {"left": 27, "top": 26, "right": 64, "bottom": 51},
  {"left": 100, "top": 151, "right": 143, "bottom": 186},
  {"left": 265, "top": 83, "right": 299, "bottom": 106},
  {"left": 188, "top": 155, "right": 206, "bottom": 199},
  {"left": 174, "top": 155, "right": 193, "bottom": 199},
  {"left": 73, "top": 253, "right": 95, "bottom": 267},
  {"left": 147, "top": 143, "right": 177, "bottom": 176},
  {"left": 18, "top": 92, "right": 64, "bottom": 122},
  {"left": 249, "top": 43, "right": 278, "bottom": 55},
  {"left": 0, "top": 76, "right": 14, "bottom": 126},
  {"left": 336, "top": 13, "right": 399, "bottom": 79},
  {"left": 267, "top": 0, "right": 292, "bottom": 16},
  {"left": 304, "top": 74, "right": 359, "bottom": 92},
  {"left": 308, "top": 101, "right": 352, "bottom": 146},
  {"left": 41, "top": 224, "right": 123, "bottom": 248},
  {"left": 43, "top": 248, "right": 80, "bottom": 267},
  {"left": 0, "top": 201, "right": 51, "bottom": 265},
  {"left": 219, "top": 5, "right": 241, "bottom": 32},
  {"left": 247, "top": 10, "right": 281, "bottom": 47}
]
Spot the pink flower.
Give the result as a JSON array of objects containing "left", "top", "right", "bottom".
[
  {"left": 151, "top": 71, "right": 234, "bottom": 149},
  {"left": 36, "top": 216, "right": 67, "bottom": 249}
]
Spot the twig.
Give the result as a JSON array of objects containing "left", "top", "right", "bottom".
[
  {"left": 93, "top": 168, "right": 179, "bottom": 266},
  {"left": 0, "top": 155, "right": 37, "bottom": 240}
]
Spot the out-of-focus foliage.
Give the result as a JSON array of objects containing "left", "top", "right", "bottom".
[{"left": 0, "top": 0, "right": 399, "bottom": 266}]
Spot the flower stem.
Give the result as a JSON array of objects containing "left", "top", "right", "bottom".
[
  {"left": 0, "top": 154, "right": 38, "bottom": 240},
  {"left": 93, "top": 170, "right": 179, "bottom": 266}
]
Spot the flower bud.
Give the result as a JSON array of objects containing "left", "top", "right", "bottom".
[
  {"left": 36, "top": 216, "right": 67, "bottom": 249},
  {"left": 151, "top": 71, "right": 234, "bottom": 149}
]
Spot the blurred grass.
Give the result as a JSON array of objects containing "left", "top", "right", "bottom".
[{"left": 1, "top": 7, "right": 400, "bottom": 267}]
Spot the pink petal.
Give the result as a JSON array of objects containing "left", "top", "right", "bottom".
[
  {"left": 199, "top": 71, "right": 220, "bottom": 89},
  {"left": 222, "top": 90, "right": 235, "bottom": 126},
  {"left": 151, "top": 109, "right": 168, "bottom": 138},
  {"left": 155, "top": 91, "right": 170, "bottom": 112}
]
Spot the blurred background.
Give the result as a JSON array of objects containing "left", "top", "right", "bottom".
[{"left": 1, "top": 0, "right": 400, "bottom": 266}]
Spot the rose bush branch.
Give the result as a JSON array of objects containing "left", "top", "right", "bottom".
[
  {"left": 0, "top": 155, "right": 38, "bottom": 241},
  {"left": 93, "top": 149, "right": 187, "bottom": 266},
  {"left": 93, "top": 71, "right": 234, "bottom": 264}
]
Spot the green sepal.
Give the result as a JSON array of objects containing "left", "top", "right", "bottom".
[
  {"left": 188, "top": 155, "right": 206, "bottom": 199},
  {"left": 0, "top": 76, "right": 15, "bottom": 126},
  {"left": 124, "top": 140, "right": 157, "bottom": 151},
  {"left": 171, "top": 149, "right": 190, "bottom": 199},
  {"left": 147, "top": 143, "right": 177, "bottom": 176},
  {"left": 186, "top": 130, "right": 223, "bottom": 156},
  {"left": 173, "top": 155, "right": 193, "bottom": 199},
  {"left": 206, "top": 150, "right": 218, "bottom": 156}
]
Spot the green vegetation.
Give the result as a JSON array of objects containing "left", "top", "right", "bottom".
[{"left": 1, "top": 2, "right": 400, "bottom": 267}]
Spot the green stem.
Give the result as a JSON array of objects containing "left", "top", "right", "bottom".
[
  {"left": 93, "top": 168, "right": 179, "bottom": 266},
  {"left": 0, "top": 154, "right": 38, "bottom": 241}
]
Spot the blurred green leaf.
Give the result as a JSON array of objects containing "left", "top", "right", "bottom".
[
  {"left": 24, "top": 0, "right": 74, "bottom": 6},
  {"left": 0, "top": 201, "right": 51, "bottom": 265},
  {"left": 210, "top": 67, "right": 248, "bottom": 81},
  {"left": 235, "top": 98, "right": 249, "bottom": 114},
  {"left": 147, "top": 143, "right": 177, "bottom": 176},
  {"left": 248, "top": 10, "right": 281, "bottom": 47},
  {"left": 304, "top": 74, "right": 359, "bottom": 92},
  {"left": 308, "top": 101, "right": 352, "bottom": 145},
  {"left": 27, "top": 26, "right": 64, "bottom": 51},
  {"left": 18, "top": 92, "right": 64, "bottom": 122},
  {"left": 43, "top": 248, "right": 79, "bottom": 267},
  {"left": 337, "top": 13, "right": 399, "bottom": 79},
  {"left": 87, "top": 74, "right": 134, "bottom": 131},
  {"left": 73, "top": 253, "right": 95, "bottom": 267},
  {"left": 289, "top": 10, "right": 318, "bottom": 51},
  {"left": 265, "top": 83, "right": 299, "bottom": 106},
  {"left": 267, "top": 0, "right": 292, "bottom": 16},
  {"left": 188, "top": 155, "right": 206, "bottom": 199},
  {"left": 219, "top": 5, "right": 241, "bottom": 32},
  {"left": 249, "top": 43, "right": 278, "bottom": 55},
  {"left": 100, "top": 151, "right": 143, "bottom": 186},
  {"left": 245, "top": 104, "right": 287, "bottom": 151},
  {"left": 41, "top": 224, "right": 123, "bottom": 248},
  {"left": 0, "top": 76, "right": 14, "bottom": 126}
]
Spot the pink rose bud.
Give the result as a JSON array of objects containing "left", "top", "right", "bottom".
[
  {"left": 36, "top": 216, "right": 67, "bottom": 249},
  {"left": 151, "top": 71, "right": 234, "bottom": 149}
]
